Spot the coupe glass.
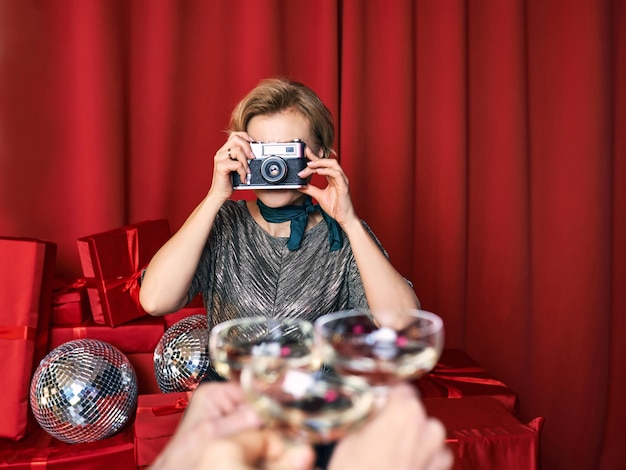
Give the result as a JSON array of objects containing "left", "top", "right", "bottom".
[
  {"left": 314, "top": 308, "right": 444, "bottom": 394},
  {"left": 208, "top": 316, "right": 315, "bottom": 381},
  {"left": 240, "top": 355, "right": 376, "bottom": 444}
]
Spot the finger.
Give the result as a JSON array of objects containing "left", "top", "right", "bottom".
[
  {"left": 179, "top": 383, "right": 249, "bottom": 433},
  {"left": 235, "top": 430, "right": 315, "bottom": 470},
  {"left": 201, "top": 430, "right": 314, "bottom": 470},
  {"left": 425, "top": 446, "right": 455, "bottom": 470},
  {"left": 297, "top": 183, "right": 323, "bottom": 202},
  {"left": 299, "top": 152, "right": 337, "bottom": 169},
  {"left": 305, "top": 146, "right": 322, "bottom": 161},
  {"left": 215, "top": 146, "right": 249, "bottom": 184},
  {"left": 200, "top": 382, "right": 247, "bottom": 411},
  {"left": 304, "top": 166, "right": 349, "bottom": 190},
  {"left": 417, "top": 419, "right": 448, "bottom": 465},
  {"left": 195, "top": 390, "right": 243, "bottom": 419},
  {"left": 195, "top": 406, "right": 261, "bottom": 440},
  {"left": 216, "top": 406, "right": 262, "bottom": 437},
  {"left": 219, "top": 135, "right": 255, "bottom": 161}
]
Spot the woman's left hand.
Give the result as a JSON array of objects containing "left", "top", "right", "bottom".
[{"left": 297, "top": 148, "right": 358, "bottom": 227}]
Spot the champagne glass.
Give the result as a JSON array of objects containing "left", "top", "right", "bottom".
[
  {"left": 208, "top": 316, "right": 315, "bottom": 381},
  {"left": 314, "top": 308, "right": 444, "bottom": 395},
  {"left": 240, "top": 355, "right": 376, "bottom": 444}
]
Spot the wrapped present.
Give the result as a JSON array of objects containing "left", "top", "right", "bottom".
[
  {"left": 133, "top": 391, "right": 191, "bottom": 467},
  {"left": 77, "top": 219, "right": 170, "bottom": 327},
  {"left": 424, "top": 396, "right": 544, "bottom": 470},
  {"left": 51, "top": 278, "right": 90, "bottom": 325},
  {"left": 415, "top": 349, "right": 519, "bottom": 414},
  {"left": 0, "top": 424, "right": 136, "bottom": 469},
  {"left": 49, "top": 315, "right": 166, "bottom": 354},
  {"left": 0, "top": 237, "right": 56, "bottom": 440},
  {"left": 127, "top": 352, "right": 161, "bottom": 395}
]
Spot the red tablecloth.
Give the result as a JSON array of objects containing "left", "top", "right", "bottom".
[
  {"left": 0, "top": 426, "right": 136, "bottom": 469},
  {"left": 424, "top": 396, "right": 543, "bottom": 470},
  {"left": 416, "top": 349, "right": 519, "bottom": 414}
]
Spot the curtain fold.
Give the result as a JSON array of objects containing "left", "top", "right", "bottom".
[
  {"left": 413, "top": 0, "right": 468, "bottom": 349},
  {"left": 1, "top": 1, "right": 624, "bottom": 468},
  {"left": 464, "top": 0, "right": 531, "bottom": 402}
]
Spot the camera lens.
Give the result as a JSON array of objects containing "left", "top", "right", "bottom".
[{"left": 260, "top": 157, "right": 288, "bottom": 183}]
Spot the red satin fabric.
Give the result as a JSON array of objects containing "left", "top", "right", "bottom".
[
  {"left": 0, "top": 426, "right": 136, "bottom": 469},
  {"left": 1, "top": 1, "right": 624, "bottom": 468},
  {"left": 416, "top": 349, "right": 519, "bottom": 414},
  {"left": 425, "top": 397, "right": 543, "bottom": 470}
]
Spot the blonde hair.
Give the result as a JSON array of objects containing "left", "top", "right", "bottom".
[{"left": 229, "top": 78, "right": 335, "bottom": 158}]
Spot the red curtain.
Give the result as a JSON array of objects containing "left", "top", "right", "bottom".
[{"left": 1, "top": 1, "right": 624, "bottom": 468}]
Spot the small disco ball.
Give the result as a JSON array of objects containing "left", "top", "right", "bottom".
[
  {"left": 154, "top": 314, "right": 210, "bottom": 393},
  {"left": 30, "top": 339, "right": 138, "bottom": 444}
]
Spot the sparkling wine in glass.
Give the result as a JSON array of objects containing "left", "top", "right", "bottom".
[
  {"left": 240, "top": 355, "right": 376, "bottom": 444},
  {"left": 208, "top": 316, "right": 315, "bottom": 381},
  {"left": 314, "top": 309, "right": 444, "bottom": 394}
]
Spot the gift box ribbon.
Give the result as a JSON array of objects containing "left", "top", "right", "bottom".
[
  {"left": 53, "top": 278, "right": 87, "bottom": 296},
  {"left": 0, "top": 325, "right": 47, "bottom": 351},
  {"left": 137, "top": 396, "right": 191, "bottom": 417},
  {"left": 0, "top": 325, "right": 36, "bottom": 341}
]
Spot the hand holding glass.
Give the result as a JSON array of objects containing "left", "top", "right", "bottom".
[{"left": 314, "top": 309, "right": 444, "bottom": 394}]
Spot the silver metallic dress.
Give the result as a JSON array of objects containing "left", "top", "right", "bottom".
[{"left": 188, "top": 200, "right": 387, "bottom": 331}]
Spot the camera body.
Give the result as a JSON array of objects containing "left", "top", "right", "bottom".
[{"left": 232, "top": 140, "right": 308, "bottom": 190}]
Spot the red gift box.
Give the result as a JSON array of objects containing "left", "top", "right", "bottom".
[
  {"left": 77, "top": 220, "right": 170, "bottom": 327},
  {"left": 0, "top": 425, "right": 136, "bottom": 469},
  {"left": 415, "top": 349, "right": 519, "bottom": 414},
  {"left": 49, "top": 316, "right": 166, "bottom": 355},
  {"left": 0, "top": 238, "right": 56, "bottom": 441},
  {"left": 424, "top": 396, "right": 543, "bottom": 470},
  {"left": 51, "top": 278, "right": 90, "bottom": 325},
  {"left": 133, "top": 392, "right": 191, "bottom": 467},
  {"left": 127, "top": 352, "right": 161, "bottom": 395}
]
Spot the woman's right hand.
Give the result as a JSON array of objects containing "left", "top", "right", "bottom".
[{"left": 209, "top": 132, "right": 256, "bottom": 202}]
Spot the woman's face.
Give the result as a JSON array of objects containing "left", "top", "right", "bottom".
[{"left": 246, "top": 109, "right": 317, "bottom": 208}]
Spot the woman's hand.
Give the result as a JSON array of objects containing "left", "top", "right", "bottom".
[
  {"left": 297, "top": 148, "right": 358, "bottom": 227},
  {"left": 209, "top": 132, "right": 256, "bottom": 202}
]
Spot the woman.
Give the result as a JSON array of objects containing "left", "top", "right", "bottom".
[{"left": 140, "top": 77, "right": 419, "bottom": 332}]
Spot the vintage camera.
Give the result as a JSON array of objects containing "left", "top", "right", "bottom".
[{"left": 232, "top": 140, "right": 308, "bottom": 189}]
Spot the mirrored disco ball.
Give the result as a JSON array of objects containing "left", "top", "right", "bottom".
[
  {"left": 30, "top": 338, "right": 138, "bottom": 444},
  {"left": 154, "top": 314, "right": 210, "bottom": 393}
]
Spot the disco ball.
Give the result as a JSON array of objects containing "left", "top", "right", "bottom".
[
  {"left": 30, "top": 339, "right": 138, "bottom": 444},
  {"left": 154, "top": 314, "right": 210, "bottom": 393}
]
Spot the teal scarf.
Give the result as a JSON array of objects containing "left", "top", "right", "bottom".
[{"left": 257, "top": 196, "right": 343, "bottom": 252}]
